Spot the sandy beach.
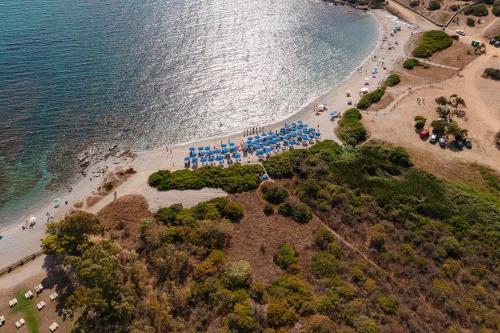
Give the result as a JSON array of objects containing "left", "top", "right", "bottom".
[{"left": 0, "top": 9, "right": 415, "bottom": 269}]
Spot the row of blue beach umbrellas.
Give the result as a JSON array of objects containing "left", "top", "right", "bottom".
[{"left": 184, "top": 120, "right": 320, "bottom": 166}]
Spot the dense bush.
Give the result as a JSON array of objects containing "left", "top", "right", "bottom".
[
  {"left": 274, "top": 244, "right": 298, "bottom": 270},
  {"left": 261, "top": 182, "right": 289, "bottom": 204},
  {"left": 267, "top": 299, "right": 298, "bottom": 328},
  {"left": 449, "top": 4, "right": 460, "bottom": 11},
  {"left": 466, "top": 17, "right": 475, "bottom": 27},
  {"left": 263, "top": 204, "right": 274, "bottom": 216},
  {"left": 357, "top": 88, "right": 385, "bottom": 110},
  {"left": 427, "top": 0, "right": 441, "bottom": 11},
  {"left": 224, "top": 201, "right": 245, "bottom": 222},
  {"left": 311, "top": 251, "right": 341, "bottom": 278},
  {"left": 413, "top": 30, "right": 453, "bottom": 58},
  {"left": 278, "top": 199, "right": 313, "bottom": 224},
  {"left": 403, "top": 58, "right": 421, "bottom": 69},
  {"left": 483, "top": 67, "right": 500, "bottom": 80},
  {"left": 148, "top": 164, "right": 265, "bottom": 193},
  {"left": 224, "top": 260, "right": 252, "bottom": 289},
  {"left": 414, "top": 115, "right": 427, "bottom": 130},
  {"left": 314, "top": 226, "right": 334, "bottom": 250},
  {"left": 463, "top": 4, "right": 489, "bottom": 16},
  {"left": 384, "top": 73, "right": 401, "bottom": 87},
  {"left": 336, "top": 108, "right": 367, "bottom": 146},
  {"left": 410, "top": 0, "right": 419, "bottom": 7},
  {"left": 494, "top": 0, "right": 500, "bottom": 16}
]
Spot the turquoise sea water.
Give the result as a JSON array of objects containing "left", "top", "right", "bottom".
[{"left": 0, "top": 0, "right": 378, "bottom": 223}]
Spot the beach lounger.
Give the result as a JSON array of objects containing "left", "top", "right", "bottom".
[
  {"left": 49, "top": 292, "right": 59, "bottom": 301},
  {"left": 15, "top": 318, "right": 25, "bottom": 328},
  {"left": 0, "top": 315, "right": 5, "bottom": 326},
  {"left": 49, "top": 322, "right": 59, "bottom": 332},
  {"left": 24, "top": 290, "right": 33, "bottom": 299},
  {"left": 9, "top": 298, "right": 17, "bottom": 307},
  {"left": 36, "top": 301, "right": 46, "bottom": 310},
  {"left": 35, "top": 283, "right": 43, "bottom": 294}
]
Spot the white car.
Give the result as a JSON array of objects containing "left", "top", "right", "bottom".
[{"left": 456, "top": 29, "right": 465, "bottom": 36}]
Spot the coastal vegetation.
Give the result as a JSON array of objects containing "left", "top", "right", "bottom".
[
  {"left": 483, "top": 67, "right": 500, "bottom": 80},
  {"left": 463, "top": 4, "right": 489, "bottom": 16},
  {"left": 402, "top": 58, "right": 421, "bottom": 69},
  {"left": 148, "top": 164, "right": 265, "bottom": 193},
  {"left": 413, "top": 30, "right": 453, "bottom": 58},
  {"left": 41, "top": 140, "right": 500, "bottom": 332},
  {"left": 335, "top": 108, "right": 367, "bottom": 146},
  {"left": 427, "top": 0, "right": 441, "bottom": 11},
  {"left": 356, "top": 88, "right": 385, "bottom": 110},
  {"left": 384, "top": 73, "right": 400, "bottom": 87}
]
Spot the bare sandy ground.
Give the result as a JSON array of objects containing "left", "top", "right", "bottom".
[{"left": 0, "top": 9, "right": 414, "bottom": 270}]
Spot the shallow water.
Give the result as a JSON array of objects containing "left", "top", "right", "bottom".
[{"left": 0, "top": 0, "right": 378, "bottom": 223}]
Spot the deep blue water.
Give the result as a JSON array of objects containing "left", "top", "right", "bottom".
[{"left": 0, "top": 0, "right": 378, "bottom": 223}]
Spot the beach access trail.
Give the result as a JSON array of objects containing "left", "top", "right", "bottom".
[{"left": 0, "top": 9, "right": 413, "bottom": 273}]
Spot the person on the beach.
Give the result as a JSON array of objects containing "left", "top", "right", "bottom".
[{"left": 114, "top": 191, "right": 117, "bottom": 201}]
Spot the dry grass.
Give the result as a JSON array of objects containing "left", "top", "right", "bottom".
[
  {"left": 225, "top": 188, "right": 322, "bottom": 285},
  {"left": 429, "top": 40, "right": 479, "bottom": 69},
  {"left": 97, "top": 194, "right": 153, "bottom": 248}
]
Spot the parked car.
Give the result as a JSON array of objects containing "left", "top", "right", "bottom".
[
  {"left": 454, "top": 140, "right": 463, "bottom": 150},
  {"left": 464, "top": 138, "right": 472, "bottom": 149},
  {"left": 430, "top": 133, "right": 438, "bottom": 144},
  {"left": 456, "top": 29, "right": 465, "bottom": 36},
  {"left": 419, "top": 129, "right": 430, "bottom": 139},
  {"left": 346, "top": 99, "right": 352, "bottom": 105},
  {"left": 495, "top": 41, "right": 500, "bottom": 48},
  {"left": 490, "top": 38, "right": 497, "bottom": 45},
  {"left": 439, "top": 137, "right": 447, "bottom": 147}
]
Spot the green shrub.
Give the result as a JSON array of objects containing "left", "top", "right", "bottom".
[
  {"left": 410, "top": 0, "right": 419, "bottom": 7},
  {"left": 278, "top": 199, "right": 313, "bottom": 224},
  {"left": 403, "top": 58, "right": 421, "bottom": 69},
  {"left": 483, "top": 67, "right": 500, "bottom": 80},
  {"left": 262, "top": 149, "right": 306, "bottom": 179},
  {"left": 264, "top": 204, "right": 274, "bottom": 216},
  {"left": 310, "top": 251, "right": 341, "bottom": 278},
  {"left": 274, "top": 244, "right": 298, "bottom": 270},
  {"left": 414, "top": 115, "right": 426, "bottom": 130},
  {"left": 226, "top": 300, "right": 258, "bottom": 333},
  {"left": 427, "top": 0, "right": 441, "bottom": 10},
  {"left": 449, "top": 4, "right": 460, "bottom": 11},
  {"left": 435, "top": 96, "right": 448, "bottom": 105},
  {"left": 384, "top": 74, "right": 400, "bottom": 87},
  {"left": 494, "top": 0, "right": 500, "bottom": 16},
  {"left": 336, "top": 108, "right": 367, "bottom": 146},
  {"left": 224, "top": 201, "right": 244, "bottom": 222},
  {"left": 353, "top": 316, "right": 379, "bottom": 333},
  {"left": 412, "top": 30, "right": 452, "bottom": 58},
  {"left": 314, "top": 226, "right": 334, "bottom": 250},
  {"left": 375, "top": 294, "right": 398, "bottom": 314},
  {"left": 261, "top": 182, "right": 289, "bottom": 204},
  {"left": 466, "top": 17, "right": 475, "bottom": 27},
  {"left": 267, "top": 299, "right": 298, "bottom": 328},
  {"left": 357, "top": 88, "right": 385, "bottom": 110},
  {"left": 463, "top": 4, "right": 488, "bottom": 16},
  {"left": 148, "top": 164, "right": 265, "bottom": 193},
  {"left": 303, "top": 315, "right": 337, "bottom": 333},
  {"left": 224, "top": 260, "right": 252, "bottom": 289}
]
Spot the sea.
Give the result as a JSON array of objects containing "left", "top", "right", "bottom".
[{"left": 0, "top": 0, "right": 378, "bottom": 224}]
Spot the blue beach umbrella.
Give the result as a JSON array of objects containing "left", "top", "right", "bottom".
[
  {"left": 256, "top": 149, "right": 263, "bottom": 155},
  {"left": 247, "top": 136, "right": 253, "bottom": 140},
  {"left": 205, "top": 146, "right": 210, "bottom": 151},
  {"left": 234, "top": 153, "right": 241, "bottom": 159},
  {"left": 254, "top": 135, "right": 260, "bottom": 139},
  {"left": 189, "top": 147, "right": 195, "bottom": 151},
  {"left": 201, "top": 157, "right": 207, "bottom": 163},
  {"left": 229, "top": 142, "right": 235, "bottom": 147},
  {"left": 230, "top": 146, "right": 237, "bottom": 152},
  {"left": 198, "top": 146, "right": 204, "bottom": 150},
  {"left": 215, "top": 149, "right": 221, "bottom": 154},
  {"left": 184, "top": 157, "right": 190, "bottom": 161},
  {"left": 309, "top": 127, "right": 315, "bottom": 132},
  {"left": 315, "top": 132, "right": 321, "bottom": 137},
  {"left": 192, "top": 157, "right": 198, "bottom": 163},
  {"left": 217, "top": 155, "right": 224, "bottom": 161},
  {"left": 309, "top": 133, "right": 315, "bottom": 139},
  {"left": 222, "top": 147, "right": 229, "bottom": 154},
  {"left": 209, "top": 156, "right": 215, "bottom": 162},
  {"left": 221, "top": 143, "right": 227, "bottom": 147},
  {"left": 265, "top": 147, "right": 272, "bottom": 153}
]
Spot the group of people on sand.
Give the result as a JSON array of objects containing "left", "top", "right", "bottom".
[{"left": 243, "top": 127, "right": 266, "bottom": 137}]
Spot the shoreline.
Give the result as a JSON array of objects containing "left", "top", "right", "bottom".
[{"left": 0, "top": 9, "right": 416, "bottom": 269}]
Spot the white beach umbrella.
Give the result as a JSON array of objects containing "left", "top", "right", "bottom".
[
  {"left": 360, "top": 87, "right": 369, "bottom": 93},
  {"left": 29, "top": 216, "right": 37, "bottom": 223}
]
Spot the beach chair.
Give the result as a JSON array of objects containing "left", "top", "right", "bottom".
[
  {"left": 24, "top": 290, "right": 33, "bottom": 299},
  {"left": 36, "top": 301, "right": 46, "bottom": 310},
  {"left": 0, "top": 315, "right": 5, "bottom": 326},
  {"left": 35, "top": 283, "right": 44, "bottom": 294},
  {"left": 9, "top": 298, "right": 17, "bottom": 307},
  {"left": 15, "top": 318, "right": 25, "bottom": 329},
  {"left": 49, "top": 292, "right": 59, "bottom": 301},
  {"left": 49, "top": 322, "right": 59, "bottom": 332}
]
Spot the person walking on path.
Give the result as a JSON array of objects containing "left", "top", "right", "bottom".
[{"left": 113, "top": 191, "right": 117, "bottom": 201}]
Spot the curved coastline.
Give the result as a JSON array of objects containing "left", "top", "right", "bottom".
[{"left": 0, "top": 9, "right": 415, "bottom": 270}]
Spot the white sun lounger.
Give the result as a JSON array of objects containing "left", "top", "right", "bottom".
[
  {"left": 49, "top": 292, "right": 59, "bottom": 301},
  {"left": 35, "top": 283, "right": 44, "bottom": 294},
  {"left": 0, "top": 315, "right": 5, "bottom": 326},
  {"left": 49, "top": 322, "right": 59, "bottom": 332},
  {"left": 9, "top": 298, "right": 17, "bottom": 307},
  {"left": 24, "top": 290, "right": 33, "bottom": 299},
  {"left": 15, "top": 318, "right": 25, "bottom": 328},
  {"left": 36, "top": 301, "right": 46, "bottom": 310}
]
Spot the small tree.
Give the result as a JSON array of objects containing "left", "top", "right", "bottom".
[
  {"left": 414, "top": 116, "right": 427, "bottom": 130},
  {"left": 274, "top": 244, "right": 298, "bottom": 270},
  {"left": 431, "top": 120, "right": 447, "bottom": 136},
  {"left": 436, "top": 106, "right": 450, "bottom": 121},
  {"left": 435, "top": 96, "right": 448, "bottom": 105},
  {"left": 466, "top": 17, "right": 475, "bottom": 27}
]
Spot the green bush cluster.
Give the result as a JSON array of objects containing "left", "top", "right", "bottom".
[
  {"left": 414, "top": 115, "right": 427, "bottom": 130},
  {"left": 403, "top": 58, "right": 421, "bottom": 69},
  {"left": 336, "top": 108, "right": 367, "bottom": 146},
  {"left": 384, "top": 74, "right": 400, "bottom": 87},
  {"left": 148, "top": 163, "right": 265, "bottom": 193},
  {"left": 278, "top": 199, "right": 313, "bottom": 224},
  {"left": 463, "top": 4, "right": 489, "bottom": 16},
  {"left": 483, "top": 67, "right": 500, "bottom": 80},
  {"left": 494, "top": 0, "right": 500, "bottom": 16},
  {"left": 466, "top": 17, "right": 475, "bottom": 27},
  {"left": 412, "top": 30, "right": 453, "bottom": 58},
  {"left": 274, "top": 244, "right": 298, "bottom": 270},
  {"left": 261, "top": 182, "right": 289, "bottom": 204},
  {"left": 427, "top": 0, "right": 441, "bottom": 11},
  {"left": 356, "top": 88, "right": 385, "bottom": 110}
]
